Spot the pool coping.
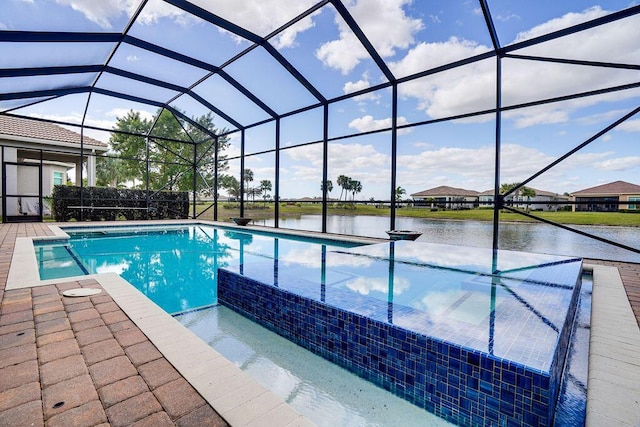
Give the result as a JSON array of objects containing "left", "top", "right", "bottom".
[{"left": 8, "top": 220, "right": 640, "bottom": 426}]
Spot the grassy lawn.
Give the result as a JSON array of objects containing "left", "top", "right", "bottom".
[{"left": 194, "top": 202, "right": 640, "bottom": 227}]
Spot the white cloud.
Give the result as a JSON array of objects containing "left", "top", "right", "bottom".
[
  {"left": 284, "top": 139, "right": 622, "bottom": 195},
  {"left": 592, "top": 156, "right": 640, "bottom": 171},
  {"left": 190, "top": 0, "right": 319, "bottom": 38},
  {"left": 413, "top": 142, "right": 434, "bottom": 149},
  {"left": 343, "top": 79, "right": 370, "bottom": 93},
  {"left": 618, "top": 118, "right": 640, "bottom": 132},
  {"left": 397, "top": 143, "right": 556, "bottom": 187},
  {"left": 389, "top": 37, "right": 495, "bottom": 118},
  {"left": 285, "top": 142, "right": 389, "bottom": 182},
  {"left": 513, "top": 6, "right": 606, "bottom": 44},
  {"left": 343, "top": 75, "right": 381, "bottom": 102},
  {"left": 271, "top": 13, "right": 318, "bottom": 49},
  {"left": 495, "top": 13, "right": 520, "bottom": 22},
  {"left": 126, "top": 55, "right": 140, "bottom": 62},
  {"left": 316, "top": 0, "right": 423, "bottom": 74},
  {"left": 348, "top": 115, "right": 411, "bottom": 134},
  {"left": 54, "top": 0, "right": 203, "bottom": 29},
  {"left": 54, "top": 0, "right": 139, "bottom": 29},
  {"left": 389, "top": 7, "right": 640, "bottom": 126},
  {"left": 105, "top": 108, "right": 154, "bottom": 122},
  {"left": 505, "top": 107, "right": 569, "bottom": 129},
  {"left": 577, "top": 109, "right": 630, "bottom": 126},
  {"left": 316, "top": 32, "right": 366, "bottom": 75},
  {"left": 53, "top": 0, "right": 318, "bottom": 43}
]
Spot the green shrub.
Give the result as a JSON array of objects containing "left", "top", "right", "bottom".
[{"left": 52, "top": 185, "right": 188, "bottom": 221}]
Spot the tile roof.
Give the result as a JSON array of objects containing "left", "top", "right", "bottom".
[
  {"left": 411, "top": 186, "right": 480, "bottom": 197},
  {"left": 572, "top": 180, "right": 640, "bottom": 195},
  {"left": 0, "top": 115, "right": 107, "bottom": 149},
  {"left": 479, "top": 187, "right": 566, "bottom": 197}
]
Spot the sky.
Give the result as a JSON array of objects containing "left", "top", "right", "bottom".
[{"left": 2, "top": 0, "right": 640, "bottom": 200}]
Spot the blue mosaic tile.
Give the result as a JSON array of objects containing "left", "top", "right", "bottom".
[{"left": 217, "top": 241, "right": 582, "bottom": 426}]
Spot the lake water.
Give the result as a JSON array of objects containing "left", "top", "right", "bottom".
[{"left": 252, "top": 215, "right": 640, "bottom": 263}]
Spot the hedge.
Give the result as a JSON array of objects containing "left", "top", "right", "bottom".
[{"left": 52, "top": 186, "right": 189, "bottom": 221}]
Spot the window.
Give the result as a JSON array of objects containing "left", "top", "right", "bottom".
[
  {"left": 629, "top": 196, "right": 640, "bottom": 210},
  {"left": 53, "top": 171, "right": 64, "bottom": 186}
]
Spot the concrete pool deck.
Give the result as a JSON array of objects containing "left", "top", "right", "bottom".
[{"left": 0, "top": 221, "right": 639, "bottom": 426}]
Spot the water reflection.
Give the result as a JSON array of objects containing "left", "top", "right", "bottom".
[
  {"left": 230, "top": 239, "right": 582, "bottom": 371},
  {"left": 255, "top": 215, "right": 640, "bottom": 262},
  {"left": 69, "top": 227, "right": 233, "bottom": 313},
  {"left": 63, "top": 226, "right": 358, "bottom": 314}
]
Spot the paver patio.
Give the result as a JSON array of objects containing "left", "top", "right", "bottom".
[{"left": 0, "top": 223, "right": 227, "bottom": 427}]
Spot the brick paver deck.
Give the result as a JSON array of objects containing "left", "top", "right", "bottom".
[{"left": 0, "top": 223, "right": 227, "bottom": 426}]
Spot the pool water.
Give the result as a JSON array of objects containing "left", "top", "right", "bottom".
[
  {"left": 34, "top": 223, "right": 586, "bottom": 426},
  {"left": 176, "top": 305, "right": 454, "bottom": 427},
  {"left": 35, "top": 224, "right": 359, "bottom": 314}
]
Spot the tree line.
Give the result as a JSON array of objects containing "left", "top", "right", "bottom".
[
  {"left": 97, "top": 108, "right": 229, "bottom": 195},
  {"left": 320, "top": 175, "right": 363, "bottom": 202},
  {"left": 96, "top": 110, "right": 537, "bottom": 207},
  {"left": 219, "top": 170, "right": 272, "bottom": 203}
]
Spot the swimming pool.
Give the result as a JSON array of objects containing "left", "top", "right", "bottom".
[
  {"left": 34, "top": 223, "right": 584, "bottom": 426},
  {"left": 35, "top": 224, "right": 360, "bottom": 314}
]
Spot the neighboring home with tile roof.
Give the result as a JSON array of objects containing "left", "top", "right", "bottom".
[
  {"left": 571, "top": 180, "right": 640, "bottom": 212},
  {"left": 410, "top": 186, "right": 479, "bottom": 210},
  {"left": 479, "top": 187, "right": 570, "bottom": 211},
  {"left": 0, "top": 115, "right": 109, "bottom": 222}
]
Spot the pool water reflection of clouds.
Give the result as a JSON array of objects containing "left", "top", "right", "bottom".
[{"left": 229, "top": 240, "right": 582, "bottom": 373}]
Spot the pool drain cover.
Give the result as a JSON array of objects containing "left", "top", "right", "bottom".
[{"left": 62, "top": 288, "right": 102, "bottom": 297}]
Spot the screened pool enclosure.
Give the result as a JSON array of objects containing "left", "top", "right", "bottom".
[{"left": 1, "top": 0, "right": 639, "bottom": 258}]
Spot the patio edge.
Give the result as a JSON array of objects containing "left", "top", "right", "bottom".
[{"left": 585, "top": 263, "right": 640, "bottom": 427}]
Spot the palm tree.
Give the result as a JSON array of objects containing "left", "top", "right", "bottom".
[
  {"left": 321, "top": 180, "right": 333, "bottom": 195},
  {"left": 220, "top": 175, "right": 240, "bottom": 201},
  {"left": 250, "top": 187, "right": 261, "bottom": 202},
  {"left": 350, "top": 179, "right": 362, "bottom": 201},
  {"left": 243, "top": 169, "right": 254, "bottom": 194},
  {"left": 520, "top": 186, "right": 536, "bottom": 212},
  {"left": 260, "top": 180, "right": 272, "bottom": 206},
  {"left": 337, "top": 175, "right": 349, "bottom": 202},
  {"left": 500, "top": 182, "right": 536, "bottom": 211},
  {"left": 499, "top": 182, "right": 518, "bottom": 196},
  {"left": 395, "top": 186, "right": 406, "bottom": 202}
]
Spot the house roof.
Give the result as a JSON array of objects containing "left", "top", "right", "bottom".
[
  {"left": 0, "top": 115, "right": 108, "bottom": 150},
  {"left": 479, "top": 187, "right": 564, "bottom": 197},
  {"left": 572, "top": 180, "right": 640, "bottom": 196},
  {"left": 411, "top": 186, "right": 480, "bottom": 198}
]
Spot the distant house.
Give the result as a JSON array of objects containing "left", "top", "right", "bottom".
[
  {"left": 411, "top": 186, "right": 479, "bottom": 210},
  {"left": 571, "top": 180, "right": 640, "bottom": 212},
  {"left": 0, "top": 115, "right": 108, "bottom": 222},
  {"left": 479, "top": 187, "right": 570, "bottom": 211}
]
